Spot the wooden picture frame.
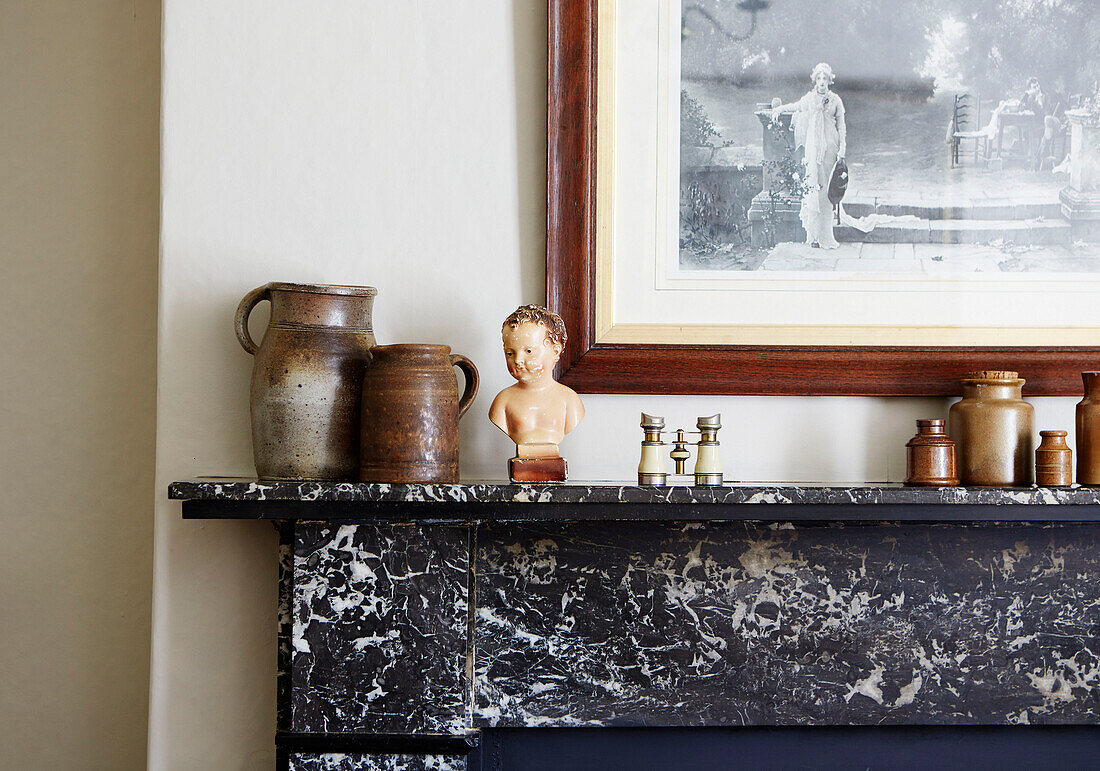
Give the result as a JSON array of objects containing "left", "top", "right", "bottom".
[{"left": 545, "top": 0, "right": 1098, "bottom": 396}]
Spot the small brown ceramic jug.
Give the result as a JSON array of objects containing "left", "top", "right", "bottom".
[
  {"left": 948, "top": 371, "right": 1034, "bottom": 486},
  {"left": 236, "top": 282, "right": 377, "bottom": 480},
  {"left": 359, "top": 344, "right": 479, "bottom": 483},
  {"left": 1076, "top": 372, "right": 1100, "bottom": 485}
]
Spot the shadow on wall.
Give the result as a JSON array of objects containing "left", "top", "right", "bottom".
[
  {"left": 1, "top": 0, "right": 161, "bottom": 768},
  {"left": 511, "top": 1, "right": 549, "bottom": 304}
]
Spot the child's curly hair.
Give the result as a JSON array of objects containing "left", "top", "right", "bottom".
[
  {"left": 502, "top": 305, "right": 568, "bottom": 348},
  {"left": 811, "top": 62, "right": 835, "bottom": 85}
]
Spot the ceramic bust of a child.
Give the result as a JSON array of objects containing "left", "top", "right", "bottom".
[{"left": 489, "top": 305, "right": 584, "bottom": 479}]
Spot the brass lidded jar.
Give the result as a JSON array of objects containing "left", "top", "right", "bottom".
[
  {"left": 1035, "top": 430, "right": 1073, "bottom": 487},
  {"left": 1076, "top": 372, "right": 1100, "bottom": 485},
  {"left": 948, "top": 371, "right": 1034, "bottom": 486},
  {"left": 904, "top": 419, "right": 958, "bottom": 486}
]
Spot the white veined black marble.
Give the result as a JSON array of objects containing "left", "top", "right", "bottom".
[
  {"left": 170, "top": 479, "right": 1100, "bottom": 507},
  {"left": 279, "top": 524, "right": 294, "bottom": 729},
  {"left": 475, "top": 521, "right": 1100, "bottom": 726},
  {"left": 291, "top": 524, "right": 469, "bottom": 733},
  {"left": 288, "top": 754, "right": 466, "bottom": 771}
]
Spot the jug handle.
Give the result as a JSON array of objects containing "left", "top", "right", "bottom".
[
  {"left": 450, "top": 354, "right": 480, "bottom": 418},
  {"left": 234, "top": 284, "right": 271, "bottom": 356}
]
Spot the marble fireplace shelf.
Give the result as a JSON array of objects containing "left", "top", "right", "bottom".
[
  {"left": 173, "top": 479, "right": 1100, "bottom": 770},
  {"left": 170, "top": 478, "right": 1100, "bottom": 522}
]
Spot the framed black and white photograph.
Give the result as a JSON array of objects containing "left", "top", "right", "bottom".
[{"left": 547, "top": 0, "right": 1100, "bottom": 395}]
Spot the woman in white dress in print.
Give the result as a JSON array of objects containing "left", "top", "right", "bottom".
[{"left": 771, "top": 62, "right": 847, "bottom": 249}]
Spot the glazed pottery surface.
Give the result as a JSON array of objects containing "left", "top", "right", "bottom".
[
  {"left": 1076, "top": 372, "right": 1100, "bottom": 485},
  {"left": 236, "top": 282, "right": 377, "bottom": 480},
  {"left": 359, "top": 344, "right": 479, "bottom": 483},
  {"left": 948, "top": 371, "right": 1034, "bottom": 486},
  {"left": 1035, "top": 430, "right": 1073, "bottom": 487},
  {"left": 904, "top": 419, "right": 958, "bottom": 487}
]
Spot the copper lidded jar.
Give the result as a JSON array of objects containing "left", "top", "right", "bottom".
[
  {"left": 235, "top": 282, "right": 377, "bottom": 481},
  {"left": 1076, "top": 372, "right": 1100, "bottom": 485},
  {"left": 948, "top": 371, "right": 1034, "bottom": 486},
  {"left": 904, "top": 419, "right": 958, "bottom": 487},
  {"left": 1035, "top": 430, "right": 1073, "bottom": 487}
]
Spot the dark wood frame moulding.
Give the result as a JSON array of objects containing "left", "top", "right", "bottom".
[{"left": 544, "top": 0, "right": 1096, "bottom": 396}]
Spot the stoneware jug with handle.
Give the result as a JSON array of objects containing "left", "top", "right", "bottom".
[
  {"left": 235, "top": 282, "right": 377, "bottom": 480},
  {"left": 359, "top": 344, "right": 479, "bottom": 483}
]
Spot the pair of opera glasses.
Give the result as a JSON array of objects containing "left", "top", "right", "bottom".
[{"left": 637, "top": 413, "right": 723, "bottom": 486}]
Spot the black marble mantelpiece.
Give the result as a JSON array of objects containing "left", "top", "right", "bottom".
[
  {"left": 475, "top": 521, "right": 1100, "bottom": 728},
  {"left": 173, "top": 480, "right": 1100, "bottom": 771},
  {"left": 171, "top": 479, "right": 1100, "bottom": 522}
]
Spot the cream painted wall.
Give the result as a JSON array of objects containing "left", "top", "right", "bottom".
[
  {"left": 153, "top": 1, "right": 1079, "bottom": 768},
  {"left": 0, "top": 1, "right": 159, "bottom": 768}
]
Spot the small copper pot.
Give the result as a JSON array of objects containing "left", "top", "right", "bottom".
[
  {"left": 905, "top": 419, "right": 958, "bottom": 486},
  {"left": 1035, "top": 430, "right": 1073, "bottom": 487},
  {"left": 359, "top": 344, "right": 479, "bottom": 483}
]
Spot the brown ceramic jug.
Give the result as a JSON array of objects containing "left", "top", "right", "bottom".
[
  {"left": 359, "top": 344, "right": 479, "bottom": 483},
  {"left": 1076, "top": 372, "right": 1100, "bottom": 485},
  {"left": 236, "top": 282, "right": 377, "bottom": 480},
  {"left": 948, "top": 371, "right": 1034, "bottom": 486}
]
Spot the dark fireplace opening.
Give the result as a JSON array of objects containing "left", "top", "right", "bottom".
[{"left": 468, "top": 726, "right": 1100, "bottom": 770}]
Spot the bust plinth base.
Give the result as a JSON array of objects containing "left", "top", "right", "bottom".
[{"left": 509, "top": 456, "right": 567, "bottom": 483}]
